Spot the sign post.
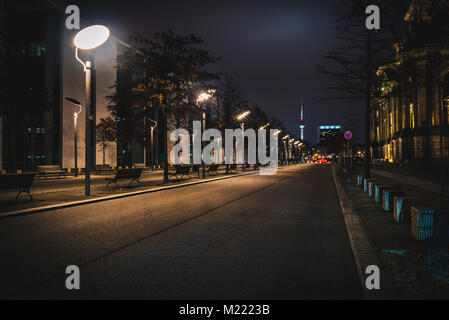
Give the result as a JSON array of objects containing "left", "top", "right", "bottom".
[{"left": 344, "top": 131, "right": 353, "bottom": 169}]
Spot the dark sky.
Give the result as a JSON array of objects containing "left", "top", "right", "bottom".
[{"left": 55, "top": 0, "right": 364, "bottom": 144}]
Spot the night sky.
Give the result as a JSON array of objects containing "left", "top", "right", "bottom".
[{"left": 54, "top": 0, "right": 364, "bottom": 144}]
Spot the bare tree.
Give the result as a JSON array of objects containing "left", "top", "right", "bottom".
[{"left": 318, "top": 0, "right": 408, "bottom": 177}]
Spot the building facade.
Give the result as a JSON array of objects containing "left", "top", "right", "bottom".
[
  {"left": 0, "top": 0, "right": 150, "bottom": 172},
  {"left": 371, "top": 0, "right": 449, "bottom": 165}
]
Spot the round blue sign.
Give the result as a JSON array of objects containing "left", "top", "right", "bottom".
[{"left": 344, "top": 131, "right": 353, "bottom": 140}]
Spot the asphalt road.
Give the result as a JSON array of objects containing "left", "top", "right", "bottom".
[{"left": 0, "top": 164, "right": 362, "bottom": 299}]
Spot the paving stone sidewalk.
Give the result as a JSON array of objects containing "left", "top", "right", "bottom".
[
  {"left": 338, "top": 167, "right": 449, "bottom": 299},
  {"left": 0, "top": 167, "right": 240, "bottom": 214}
]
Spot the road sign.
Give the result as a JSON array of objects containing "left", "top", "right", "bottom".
[{"left": 344, "top": 131, "right": 353, "bottom": 140}]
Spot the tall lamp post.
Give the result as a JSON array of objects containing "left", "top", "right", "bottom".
[
  {"left": 289, "top": 138, "right": 295, "bottom": 160},
  {"left": 149, "top": 119, "right": 157, "bottom": 170},
  {"left": 282, "top": 135, "right": 289, "bottom": 165},
  {"left": 236, "top": 111, "right": 251, "bottom": 170},
  {"left": 197, "top": 91, "right": 214, "bottom": 178},
  {"left": 65, "top": 97, "right": 82, "bottom": 177},
  {"left": 73, "top": 25, "right": 110, "bottom": 196}
]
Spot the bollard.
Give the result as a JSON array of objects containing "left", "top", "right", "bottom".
[
  {"left": 364, "top": 178, "right": 370, "bottom": 193},
  {"left": 368, "top": 181, "right": 380, "bottom": 199},
  {"left": 383, "top": 190, "right": 403, "bottom": 212},
  {"left": 374, "top": 184, "right": 391, "bottom": 204},
  {"left": 394, "top": 196, "right": 417, "bottom": 224},
  {"left": 411, "top": 207, "right": 434, "bottom": 240}
]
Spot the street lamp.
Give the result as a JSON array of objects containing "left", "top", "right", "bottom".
[
  {"left": 65, "top": 97, "right": 82, "bottom": 177},
  {"left": 145, "top": 119, "right": 157, "bottom": 170},
  {"left": 282, "top": 135, "right": 289, "bottom": 164},
  {"left": 197, "top": 90, "right": 214, "bottom": 178},
  {"left": 236, "top": 111, "right": 251, "bottom": 169},
  {"left": 73, "top": 25, "right": 110, "bottom": 196},
  {"left": 259, "top": 123, "right": 270, "bottom": 131}
]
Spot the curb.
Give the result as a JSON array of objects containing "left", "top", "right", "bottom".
[
  {"left": 331, "top": 165, "right": 388, "bottom": 300},
  {"left": 0, "top": 165, "right": 298, "bottom": 219}
]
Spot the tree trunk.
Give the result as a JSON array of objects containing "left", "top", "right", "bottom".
[
  {"left": 102, "top": 139, "right": 105, "bottom": 165},
  {"left": 162, "top": 113, "right": 169, "bottom": 183}
]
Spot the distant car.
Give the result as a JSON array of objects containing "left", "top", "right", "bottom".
[{"left": 317, "top": 158, "right": 328, "bottom": 164}]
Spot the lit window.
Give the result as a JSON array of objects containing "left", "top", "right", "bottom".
[
  {"left": 36, "top": 42, "right": 45, "bottom": 56},
  {"left": 409, "top": 103, "right": 415, "bottom": 129}
]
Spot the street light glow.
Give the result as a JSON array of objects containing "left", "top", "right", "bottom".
[
  {"left": 74, "top": 25, "right": 110, "bottom": 50},
  {"left": 282, "top": 135, "right": 290, "bottom": 140},
  {"left": 236, "top": 111, "right": 251, "bottom": 121},
  {"left": 259, "top": 123, "right": 270, "bottom": 130},
  {"left": 274, "top": 130, "right": 282, "bottom": 136},
  {"left": 197, "top": 90, "right": 215, "bottom": 104}
]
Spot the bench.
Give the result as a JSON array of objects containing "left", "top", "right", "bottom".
[
  {"left": 134, "top": 163, "right": 152, "bottom": 172},
  {"left": 95, "top": 164, "right": 114, "bottom": 175},
  {"left": 105, "top": 168, "right": 143, "bottom": 188},
  {"left": 228, "top": 164, "right": 238, "bottom": 173},
  {"left": 0, "top": 174, "right": 35, "bottom": 200},
  {"left": 169, "top": 166, "right": 191, "bottom": 182},
  {"left": 208, "top": 164, "right": 219, "bottom": 176},
  {"left": 37, "top": 165, "right": 67, "bottom": 179}
]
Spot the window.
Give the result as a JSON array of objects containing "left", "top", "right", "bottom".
[
  {"left": 36, "top": 42, "right": 45, "bottom": 56},
  {"left": 410, "top": 103, "right": 415, "bottom": 129},
  {"left": 441, "top": 73, "right": 449, "bottom": 125}
]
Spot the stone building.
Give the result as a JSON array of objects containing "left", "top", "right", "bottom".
[{"left": 371, "top": 0, "right": 449, "bottom": 165}]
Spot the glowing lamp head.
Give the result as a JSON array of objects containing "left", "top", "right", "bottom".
[
  {"left": 197, "top": 92, "right": 212, "bottom": 103},
  {"left": 74, "top": 25, "right": 110, "bottom": 50},
  {"left": 237, "top": 111, "right": 251, "bottom": 121},
  {"left": 282, "top": 135, "right": 290, "bottom": 141}
]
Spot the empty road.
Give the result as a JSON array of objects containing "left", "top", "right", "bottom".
[{"left": 0, "top": 164, "right": 361, "bottom": 299}]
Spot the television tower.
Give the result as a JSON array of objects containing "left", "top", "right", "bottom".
[{"left": 299, "top": 99, "right": 305, "bottom": 141}]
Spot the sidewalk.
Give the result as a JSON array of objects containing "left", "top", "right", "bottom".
[
  {"left": 0, "top": 166, "right": 247, "bottom": 215},
  {"left": 337, "top": 167, "right": 449, "bottom": 298},
  {"left": 372, "top": 169, "right": 441, "bottom": 195}
]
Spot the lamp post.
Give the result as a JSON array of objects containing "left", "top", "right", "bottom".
[
  {"left": 149, "top": 119, "right": 157, "bottom": 170},
  {"left": 289, "top": 138, "right": 295, "bottom": 161},
  {"left": 73, "top": 25, "right": 110, "bottom": 196},
  {"left": 65, "top": 97, "right": 82, "bottom": 177},
  {"left": 282, "top": 135, "right": 289, "bottom": 165},
  {"left": 236, "top": 111, "right": 251, "bottom": 170},
  {"left": 197, "top": 91, "right": 214, "bottom": 178}
]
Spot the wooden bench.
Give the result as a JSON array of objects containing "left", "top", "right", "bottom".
[
  {"left": 37, "top": 165, "right": 67, "bottom": 179},
  {"left": 208, "top": 164, "right": 219, "bottom": 176},
  {"left": 95, "top": 164, "right": 114, "bottom": 175},
  {"left": 105, "top": 168, "right": 143, "bottom": 188},
  {"left": 169, "top": 166, "right": 191, "bottom": 182},
  {"left": 0, "top": 174, "right": 35, "bottom": 200}
]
